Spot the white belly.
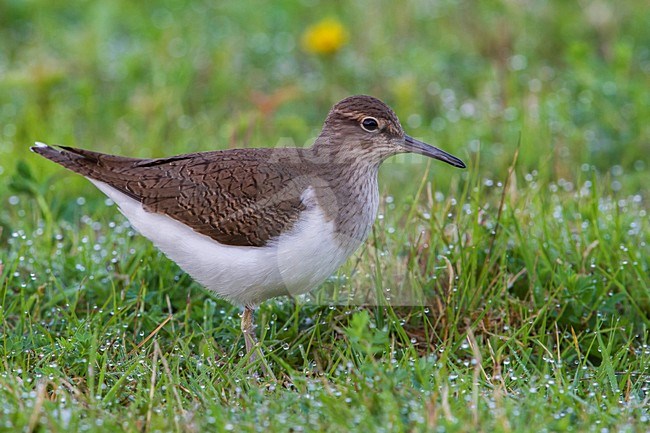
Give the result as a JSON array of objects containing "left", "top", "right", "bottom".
[{"left": 90, "top": 180, "right": 361, "bottom": 306}]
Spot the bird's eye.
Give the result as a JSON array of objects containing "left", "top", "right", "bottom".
[{"left": 360, "top": 117, "right": 379, "bottom": 132}]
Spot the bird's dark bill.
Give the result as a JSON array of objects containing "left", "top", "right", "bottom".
[{"left": 403, "top": 135, "right": 466, "bottom": 168}]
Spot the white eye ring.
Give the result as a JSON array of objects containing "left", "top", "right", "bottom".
[{"left": 360, "top": 117, "right": 379, "bottom": 132}]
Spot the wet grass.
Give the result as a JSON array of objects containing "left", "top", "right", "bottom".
[{"left": 1, "top": 0, "right": 649, "bottom": 432}]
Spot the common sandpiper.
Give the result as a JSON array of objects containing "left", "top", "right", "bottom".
[{"left": 32, "top": 95, "right": 466, "bottom": 361}]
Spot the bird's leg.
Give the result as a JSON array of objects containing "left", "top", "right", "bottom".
[
  {"left": 240, "top": 306, "right": 272, "bottom": 376},
  {"left": 241, "top": 306, "right": 259, "bottom": 359}
]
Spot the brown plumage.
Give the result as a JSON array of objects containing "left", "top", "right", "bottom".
[
  {"left": 33, "top": 95, "right": 459, "bottom": 248},
  {"left": 32, "top": 145, "right": 311, "bottom": 246}
]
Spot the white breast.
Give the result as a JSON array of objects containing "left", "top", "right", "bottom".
[{"left": 90, "top": 180, "right": 361, "bottom": 306}]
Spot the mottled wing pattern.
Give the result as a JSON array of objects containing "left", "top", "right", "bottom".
[{"left": 33, "top": 145, "right": 307, "bottom": 247}]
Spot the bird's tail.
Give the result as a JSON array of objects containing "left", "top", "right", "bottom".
[{"left": 33, "top": 140, "right": 155, "bottom": 177}]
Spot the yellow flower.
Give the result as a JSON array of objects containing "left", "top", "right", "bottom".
[{"left": 301, "top": 18, "right": 348, "bottom": 55}]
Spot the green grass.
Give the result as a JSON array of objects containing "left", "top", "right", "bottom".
[{"left": 1, "top": 1, "right": 649, "bottom": 432}]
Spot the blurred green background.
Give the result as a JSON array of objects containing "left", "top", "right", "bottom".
[
  {"left": 1, "top": 0, "right": 649, "bottom": 195},
  {"left": 1, "top": 1, "right": 649, "bottom": 431}
]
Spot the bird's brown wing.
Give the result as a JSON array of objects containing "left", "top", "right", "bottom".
[{"left": 32, "top": 144, "right": 308, "bottom": 247}]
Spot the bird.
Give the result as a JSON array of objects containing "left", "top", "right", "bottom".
[{"left": 31, "top": 95, "right": 465, "bottom": 361}]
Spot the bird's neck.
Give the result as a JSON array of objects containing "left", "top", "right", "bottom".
[{"left": 302, "top": 150, "right": 380, "bottom": 246}]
